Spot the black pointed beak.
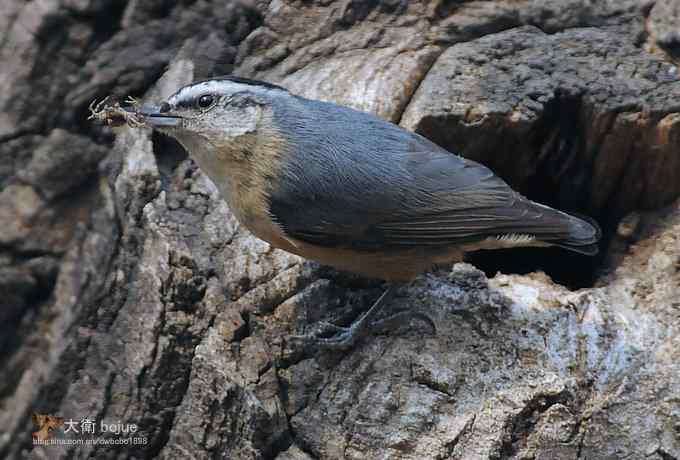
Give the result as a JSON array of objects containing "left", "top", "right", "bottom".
[{"left": 137, "top": 102, "right": 181, "bottom": 128}]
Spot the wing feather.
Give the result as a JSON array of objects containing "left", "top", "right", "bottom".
[{"left": 268, "top": 99, "right": 593, "bottom": 252}]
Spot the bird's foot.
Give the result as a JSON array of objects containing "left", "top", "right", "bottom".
[
  {"left": 289, "top": 299, "right": 384, "bottom": 352},
  {"left": 289, "top": 285, "right": 436, "bottom": 353}
]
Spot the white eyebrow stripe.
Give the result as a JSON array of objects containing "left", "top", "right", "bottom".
[{"left": 169, "top": 80, "right": 279, "bottom": 104}]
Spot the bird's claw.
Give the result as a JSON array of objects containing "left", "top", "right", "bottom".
[
  {"left": 289, "top": 321, "right": 365, "bottom": 352},
  {"left": 287, "top": 285, "right": 435, "bottom": 354},
  {"left": 289, "top": 311, "right": 436, "bottom": 354}
]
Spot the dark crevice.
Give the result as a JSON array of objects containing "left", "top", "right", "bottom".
[
  {"left": 467, "top": 93, "right": 610, "bottom": 290},
  {"left": 232, "top": 310, "right": 251, "bottom": 343},
  {"left": 637, "top": 0, "right": 657, "bottom": 50},
  {"left": 23, "top": 1, "right": 123, "bottom": 131},
  {"left": 498, "top": 389, "right": 571, "bottom": 459},
  {"left": 262, "top": 430, "right": 294, "bottom": 460},
  {"left": 467, "top": 241, "right": 605, "bottom": 290},
  {"left": 100, "top": 372, "right": 116, "bottom": 419},
  {"left": 641, "top": 1, "right": 680, "bottom": 63},
  {"left": 438, "top": 414, "right": 475, "bottom": 460},
  {"left": 153, "top": 131, "right": 189, "bottom": 192},
  {"left": 136, "top": 410, "right": 176, "bottom": 460},
  {"left": 0, "top": 176, "right": 105, "bottom": 377},
  {"left": 1, "top": 187, "right": 121, "bottom": 456},
  {"left": 575, "top": 419, "right": 588, "bottom": 459},
  {"left": 287, "top": 433, "right": 321, "bottom": 460},
  {"left": 66, "top": 0, "right": 127, "bottom": 54},
  {"left": 0, "top": 128, "right": 45, "bottom": 144},
  {"left": 393, "top": 47, "right": 445, "bottom": 125},
  {"left": 133, "top": 255, "right": 216, "bottom": 457},
  {"left": 657, "top": 448, "right": 679, "bottom": 460}
]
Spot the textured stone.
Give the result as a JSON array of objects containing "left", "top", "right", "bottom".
[
  {"left": 401, "top": 25, "right": 680, "bottom": 217},
  {"left": 1, "top": 1, "right": 679, "bottom": 460},
  {"left": 648, "top": 0, "right": 680, "bottom": 60},
  {"left": 17, "top": 129, "right": 108, "bottom": 200},
  {"left": 246, "top": 0, "right": 648, "bottom": 123}
]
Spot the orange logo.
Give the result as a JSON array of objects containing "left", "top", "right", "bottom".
[{"left": 32, "top": 414, "right": 64, "bottom": 441}]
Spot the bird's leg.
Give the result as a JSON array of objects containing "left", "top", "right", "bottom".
[
  {"left": 291, "top": 283, "right": 436, "bottom": 352},
  {"left": 291, "top": 284, "right": 398, "bottom": 352}
]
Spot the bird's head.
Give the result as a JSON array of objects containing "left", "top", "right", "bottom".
[{"left": 139, "top": 76, "right": 290, "bottom": 165}]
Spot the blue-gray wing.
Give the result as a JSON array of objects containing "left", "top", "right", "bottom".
[{"left": 267, "top": 99, "right": 598, "bottom": 254}]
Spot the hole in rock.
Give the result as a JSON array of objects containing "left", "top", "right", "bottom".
[
  {"left": 465, "top": 172, "right": 609, "bottom": 289},
  {"left": 467, "top": 244, "right": 604, "bottom": 290},
  {"left": 152, "top": 132, "right": 188, "bottom": 191},
  {"left": 449, "top": 95, "right": 610, "bottom": 290}
]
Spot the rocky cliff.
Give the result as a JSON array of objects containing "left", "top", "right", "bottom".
[{"left": 1, "top": 1, "right": 679, "bottom": 459}]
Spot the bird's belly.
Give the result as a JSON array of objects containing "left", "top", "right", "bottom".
[
  {"left": 274, "top": 240, "right": 464, "bottom": 282},
  {"left": 219, "top": 184, "right": 465, "bottom": 281}
]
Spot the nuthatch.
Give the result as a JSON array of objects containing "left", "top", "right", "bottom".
[{"left": 135, "top": 76, "right": 600, "bottom": 349}]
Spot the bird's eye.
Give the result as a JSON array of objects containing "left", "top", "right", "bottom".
[{"left": 197, "top": 94, "right": 214, "bottom": 109}]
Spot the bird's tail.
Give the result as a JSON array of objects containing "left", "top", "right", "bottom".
[{"left": 550, "top": 211, "right": 601, "bottom": 256}]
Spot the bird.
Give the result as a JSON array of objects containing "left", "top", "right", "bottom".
[{"left": 133, "top": 75, "right": 601, "bottom": 350}]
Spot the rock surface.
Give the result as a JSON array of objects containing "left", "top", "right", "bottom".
[
  {"left": 1, "top": 1, "right": 679, "bottom": 460},
  {"left": 400, "top": 25, "right": 680, "bottom": 217}
]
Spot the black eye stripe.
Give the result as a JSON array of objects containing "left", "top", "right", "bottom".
[
  {"left": 174, "top": 95, "right": 213, "bottom": 109},
  {"left": 174, "top": 91, "right": 256, "bottom": 109},
  {"left": 176, "top": 99, "right": 193, "bottom": 109}
]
